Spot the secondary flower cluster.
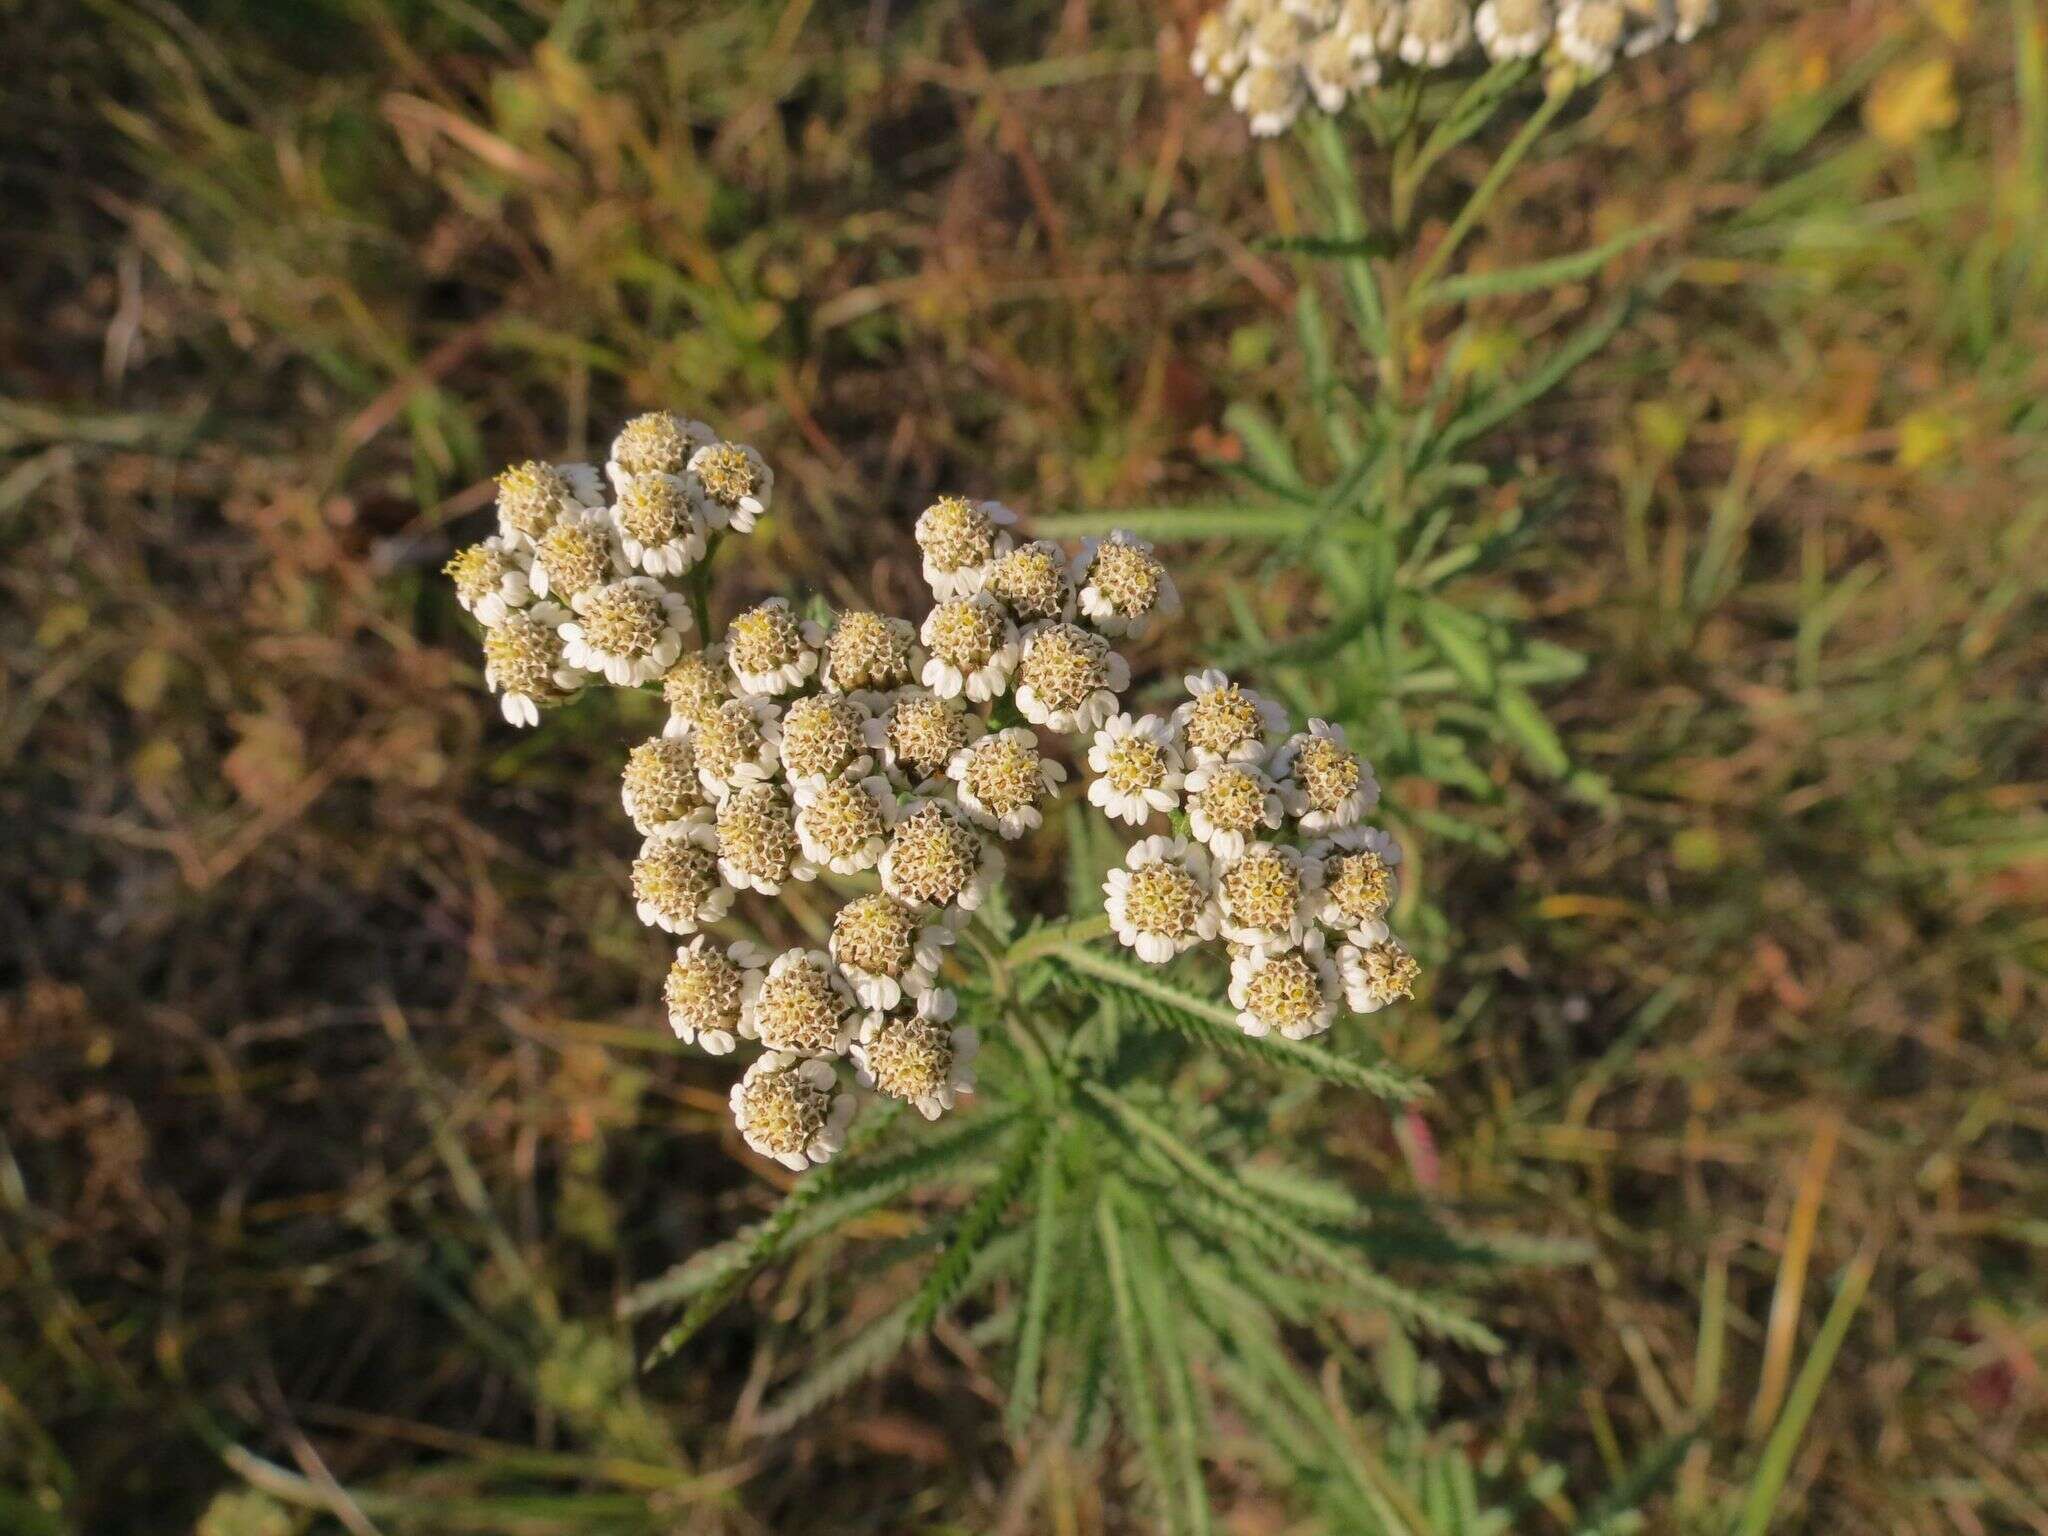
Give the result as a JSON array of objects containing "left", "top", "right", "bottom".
[
  {"left": 1091, "top": 673, "right": 1420, "bottom": 1040},
  {"left": 1192, "top": 0, "right": 1719, "bottom": 135},
  {"left": 449, "top": 416, "right": 1193, "bottom": 1172}
]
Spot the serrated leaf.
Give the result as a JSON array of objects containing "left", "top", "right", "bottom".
[
  {"left": 1494, "top": 684, "right": 1572, "bottom": 778},
  {"left": 1030, "top": 505, "right": 1316, "bottom": 542},
  {"left": 1413, "top": 599, "right": 1498, "bottom": 695},
  {"left": 1420, "top": 219, "right": 1673, "bottom": 309},
  {"left": 1255, "top": 232, "right": 1399, "bottom": 259}
]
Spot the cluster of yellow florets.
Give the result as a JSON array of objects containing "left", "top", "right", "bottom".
[
  {"left": 1092, "top": 673, "right": 1421, "bottom": 1040},
  {"left": 450, "top": 415, "right": 1216, "bottom": 1170},
  {"left": 1191, "top": 0, "right": 1719, "bottom": 135}
]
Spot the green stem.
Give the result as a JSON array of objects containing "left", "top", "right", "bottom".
[
  {"left": 686, "top": 531, "right": 723, "bottom": 642},
  {"left": 1410, "top": 78, "right": 1573, "bottom": 300},
  {"left": 1001, "top": 912, "right": 1115, "bottom": 970}
]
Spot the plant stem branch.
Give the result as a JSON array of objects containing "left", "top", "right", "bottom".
[
  {"left": 1001, "top": 912, "right": 1115, "bottom": 970},
  {"left": 1410, "top": 79, "right": 1573, "bottom": 300}
]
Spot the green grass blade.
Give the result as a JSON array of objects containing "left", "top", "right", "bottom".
[{"left": 1733, "top": 1249, "right": 1877, "bottom": 1536}]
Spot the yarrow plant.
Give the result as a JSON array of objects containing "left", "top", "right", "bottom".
[
  {"left": 1193, "top": 0, "right": 1719, "bottom": 136},
  {"left": 448, "top": 412, "right": 1423, "bottom": 1171},
  {"left": 445, "top": 410, "right": 1560, "bottom": 1532}
]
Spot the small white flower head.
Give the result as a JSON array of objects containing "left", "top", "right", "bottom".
[
  {"left": 820, "top": 610, "right": 922, "bottom": 695},
  {"left": 1342, "top": 0, "right": 1407, "bottom": 56},
  {"left": 1217, "top": 841, "right": 1324, "bottom": 953},
  {"left": 913, "top": 495, "right": 1016, "bottom": 598},
  {"left": 1287, "top": 0, "right": 1345, "bottom": 26},
  {"left": 1245, "top": 5, "right": 1307, "bottom": 69},
  {"left": 1073, "top": 532, "right": 1179, "bottom": 639},
  {"left": 1337, "top": 936, "right": 1422, "bottom": 1013},
  {"left": 621, "top": 734, "right": 712, "bottom": 834},
  {"left": 1184, "top": 761, "right": 1284, "bottom": 859},
  {"left": 1304, "top": 25, "right": 1381, "bottom": 110},
  {"left": 688, "top": 441, "right": 773, "bottom": 532},
  {"left": 984, "top": 539, "right": 1076, "bottom": 625},
  {"left": 612, "top": 471, "right": 707, "bottom": 577},
  {"left": 445, "top": 536, "right": 532, "bottom": 626},
  {"left": 1231, "top": 62, "right": 1306, "bottom": 136},
  {"left": 1173, "top": 670, "right": 1289, "bottom": 764},
  {"left": 691, "top": 695, "right": 783, "bottom": 798},
  {"left": 880, "top": 799, "right": 1003, "bottom": 917},
  {"left": 1399, "top": 0, "right": 1474, "bottom": 66},
  {"left": 1312, "top": 824, "right": 1403, "bottom": 944},
  {"left": 1476, "top": 0, "right": 1553, "bottom": 58},
  {"left": 1271, "top": 718, "right": 1380, "bottom": 832},
  {"left": 608, "top": 410, "right": 719, "bottom": 493},
  {"left": 660, "top": 646, "right": 733, "bottom": 738},
  {"left": 715, "top": 782, "right": 816, "bottom": 894},
  {"left": 830, "top": 892, "right": 952, "bottom": 1009},
  {"left": 730, "top": 1053, "right": 855, "bottom": 1172},
  {"left": 739, "top": 949, "right": 859, "bottom": 1058},
  {"left": 631, "top": 821, "right": 731, "bottom": 934},
  {"left": 794, "top": 773, "right": 896, "bottom": 874},
  {"left": 1196, "top": 0, "right": 1253, "bottom": 89},
  {"left": 920, "top": 593, "right": 1020, "bottom": 702},
  {"left": 947, "top": 728, "right": 1066, "bottom": 840},
  {"left": 1673, "top": 0, "right": 1716, "bottom": 43},
  {"left": 663, "top": 935, "right": 769, "bottom": 1055},
  {"left": 1087, "top": 712, "right": 1187, "bottom": 826},
  {"left": 725, "top": 596, "right": 823, "bottom": 697},
  {"left": 854, "top": 993, "right": 977, "bottom": 1120},
  {"left": 1621, "top": 0, "right": 1676, "bottom": 56},
  {"left": 1555, "top": 0, "right": 1625, "bottom": 71},
  {"left": 1105, "top": 835, "right": 1220, "bottom": 964},
  {"left": 777, "top": 692, "right": 874, "bottom": 790},
  {"left": 559, "top": 576, "right": 691, "bottom": 687},
  {"left": 867, "top": 688, "right": 976, "bottom": 789},
  {"left": 1014, "top": 622, "right": 1129, "bottom": 735},
  {"left": 494, "top": 459, "right": 602, "bottom": 549},
  {"left": 530, "top": 505, "right": 628, "bottom": 604},
  {"left": 1228, "top": 943, "right": 1341, "bottom": 1039},
  {"left": 481, "top": 602, "right": 580, "bottom": 727}
]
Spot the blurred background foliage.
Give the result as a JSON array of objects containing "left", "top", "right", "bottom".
[{"left": 3, "top": 0, "right": 2044, "bottom": 1532}]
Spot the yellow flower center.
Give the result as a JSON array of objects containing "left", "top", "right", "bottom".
[
  {"left": 536, "top": 519, "right": 612, "bottom": 600},
  {"left": 1183, "top": 684, "right": 1265, "bottom": 759},
  {"left": 1244, "top": 952, "right": 1326, "bottom": 1028},
  {"left": 926, "top": 599, "right": 1006, "bottom": 669},
  {"left": 694, "top": 443, "right": 760, "bottom": 507},
  {"left": 753, "top": 963, "right": 849, "bottom": 1056},
  {"left": 1124, "top": 863, "right": 1207, "bottom": 939},
  {"left": 1019, "top": 625, "right": 1108, "bottom": 714},
  {"left": 780, "top": 694, "right": 865, "bottom": 779},
  {"left": 1326, "top": 851, "right": 1393, "bottom": 925},
  {"left": 863, "top": 1016, "right": 953, "bottom": 1102},
  {"left": 632, "top": 839, "right": 719, "bottom": 922},
  {"left": 580, "top": 584, "right": 665, "bottom": 659},
  {"left": 1221, "top": 848, "right": 1301, "bottom": 931},
  {"left": 885, "top": 697, "right": 971, "bottom": 781},
  {"left": 887, "top": 804, "right": 982, "bottom": 907},
  {"left": 739, "top": 1065, "right": 829, "bottom": 1156},
  {"left": 824, "top": 612, "right": 914, "bottom": 692},
  {"left": 832, "top": 894, "right": 921, "bottom": 978},
  {"left": 623, "top": 737, "right": 706, "bottom": 826},
  {"left": 665, "top": 948, "right": 745, "bottom": 1034},
  {"left": 717, "top": 785, "right": 800, "bottom": 884},
  {"left": 1294, "top": 736, "right": 1361, "bottom": 811}
]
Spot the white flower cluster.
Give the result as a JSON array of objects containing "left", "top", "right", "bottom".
[
  {"left": 450, "top": 421, "right": 1190, "bottom": 1171},
  {"left": 443, "top": 412, "right": 771, "bottom": 725},
  {"left": 1192, "top": 0, "right": 1719, "bottom": 135},
  {"left": 1092, "top": 671, "right": 1420, "bottom": 1039}
]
